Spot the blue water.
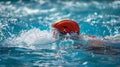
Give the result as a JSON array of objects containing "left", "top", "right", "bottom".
[{"left": 0, "top": 0, "right": 120, "bottom": 67}]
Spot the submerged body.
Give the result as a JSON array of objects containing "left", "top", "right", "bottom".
[
  {"left": 74, "top": 34, "right": 120, "bottom": 49},
  {"left": 51, "top": 19, "right": 120, "bottom": 49}
]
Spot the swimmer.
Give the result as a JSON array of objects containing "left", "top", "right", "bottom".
[{"left": 51, "top": 19, "right": 119, "bottom": 49}]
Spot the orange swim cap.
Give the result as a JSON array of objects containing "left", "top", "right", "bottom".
[{"left": 51, "top": 19, "right": 80, "bottom": 34}]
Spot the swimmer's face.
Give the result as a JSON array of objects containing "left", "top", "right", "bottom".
[
  {"left": 51, "top": 28, "right": 66, "bottom": 39},
  {"left": 51, "top": 28, "right": 79, "bottom": 40},
  {"left": 51, "top": 28, "right": 60, "bottom": 39}
]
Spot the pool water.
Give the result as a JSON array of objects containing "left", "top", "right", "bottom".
[{"left": 0, "top": 0, "right": 120, "bottom": 67}]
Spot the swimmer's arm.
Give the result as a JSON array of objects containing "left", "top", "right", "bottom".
[
  {"left": 87, "top": 39, "right": 105, "bottom": 48},
  {"left": 80, "top": 34, "right": 108, "bottom": 48},
  {"left": 84, "top": 34, "right": 109, "bottom": 47},
  {"left": 73, "top": 39, "right": 105, "bottom": 49}
]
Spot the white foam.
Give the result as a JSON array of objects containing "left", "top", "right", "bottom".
[
  {"left": 105, "top": 34, "right": 120, "bottom": 40},
  {"left": 23, "top": 7, "right": 39, "bottom": 14},
  {"left": 4, "top": 28, "right": 56, "bottom": 49}
]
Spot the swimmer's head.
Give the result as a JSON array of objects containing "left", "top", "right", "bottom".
[{"left": 51, "top": 19, "right": 80, "bottom": 39}]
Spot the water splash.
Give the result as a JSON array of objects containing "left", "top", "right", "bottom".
[
  {"left": 0, "top": 0, "right": 120, "bottom": 67},
  {"left": 3, "top": 28, "right": 56, "bottom": 49}
]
